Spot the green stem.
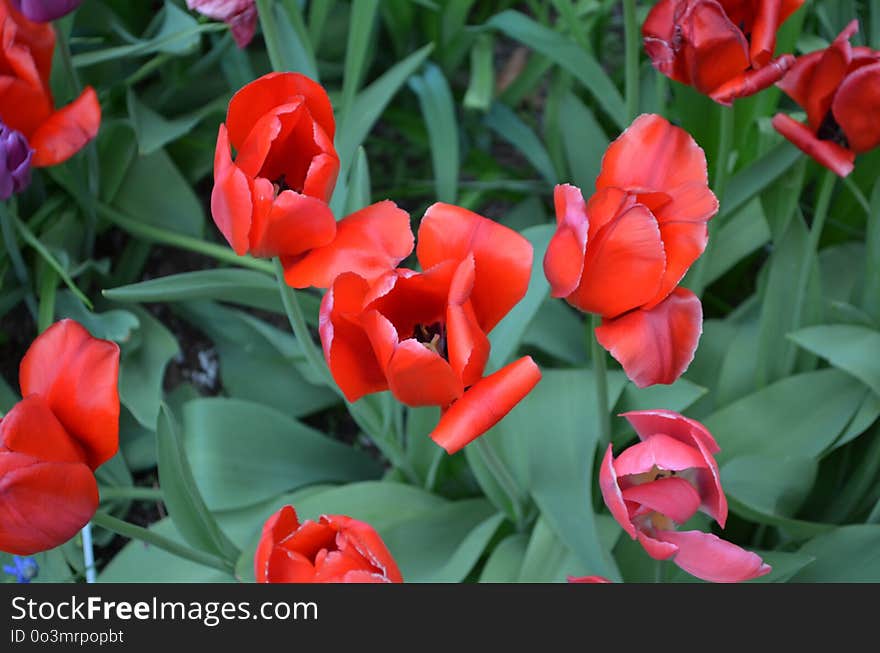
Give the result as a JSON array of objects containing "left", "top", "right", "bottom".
[
  {"left": 843, "top": 176, "right": 872, "bottom": 216},
  {"left": 688, "top": 106, "right": 735, "bottom": 296},
  {"left": 99, "top": 486, "right": 164, "bottom": 502},
  {"left": 623, "top": 0, "right": 639, "bottom": 122},
  {"left": 0, "top": 200, "right": 37, "bottom": 317},
  {"left": 97, "top": 204, "right": 274, "bottom": 274},
  {"left": 590, "top": 314, "right": 611, "bottom": 450},
  {"left": 37, "top": 268, "right": 58, "bottom": 333},
  {"left": 783, "top": 169, "right": 836, "bottom": 374},
  {"left": 256, "top": 0, "right": 286, "bottom": 72},
  {"left": 474, "top": 438, "right": 526, "bottom": 530},
  {"left": 91, "top": 512, "right": 234, "bottom": 574}
]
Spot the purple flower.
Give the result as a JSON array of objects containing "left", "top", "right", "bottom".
[
  {"left": 0, "top": 122, "right": 33, "bottom": 201},
  {"left": 9, "top": 0, "right": 81, "bottom": 22},
  {"left": 3, "top": 556, "right": 39, "bottom": 583}
]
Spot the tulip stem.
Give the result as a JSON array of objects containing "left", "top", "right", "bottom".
[
  {"left": 473, "top": 438, "right": 526, "bottom": 529},
  {"left": 99, "top": 486, "right": 164, "bottom": 502},
  {"left": 256, "top": 0, "right": 286, "bottom": 72},
  {"left": 92, "top": 512, "right": 235, "bottom": 574},
  {"left": 623, "top": 0, "right": 640, "bottom": 122},
  {"left": 783, "top": 169, "right": 836, "bottom": 375},
  {"left": 688, "top": 105, "right": 735, "bottom": 296},
  {"left": 81, "top": 523, "right": 96, "bottom": 583},
  {"left": 0, "top": 200, "right": 37, "bottom": 318},
  {"left": 590, "top": 314, "right": 611, "bottom": 450}
]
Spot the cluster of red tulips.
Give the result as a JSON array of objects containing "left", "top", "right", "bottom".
[{"left": 1, "top": 0, "right": 878, "bottom": 584}]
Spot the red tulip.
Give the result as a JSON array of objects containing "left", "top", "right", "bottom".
[
  {"left": 599, "top": 410, "right": 771, "bottom": 583},
  {"left": 567, "top": 575, "right": 612, "bottom": 583},
  {"left": 772, "top": 20, "right": 880, "bottom": 177},
  {"left": 186, "top": 0, "right": 256, "bottom": 48},
  {"left": 254, "top": 505, "right": 402, "bottom": 583},
  {"left": 544, "top": 114, "right": 717, "bottom": 388},
  {"left": 0, "top": 0, "right": 101, "bottom": 167},
  {"left": 643, "top": 0, "right": 804, "bottom": 104},
  {"left": 211, "top": 72, "right": 339, "bottom": 259},
  {"left": 0, "top": 320, "right": 120, "bottom": 555},
  {"left": 320, "top": 203, "right": 542, "bottom": 453}
]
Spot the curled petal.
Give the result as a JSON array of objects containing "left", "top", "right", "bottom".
[
  {"left": 678, "top": 0, "right": 751, "bottom": 97},
  {"left": 832, "top": 62, "right": 880, "bottom": 154},
  {"left": 446, "top": 256, "right": 490, "bottom": 387},
  {"left": 599, "top": 444, "right": 638, "bottom": 539},
  {"left": 613, "top": 433, "right": 708, "bottom": 477},
  {"left": 322, "top": 514, "right": 403, "bottom": 583},
  {"left": 211, "top": 124, "right": 252, "bottom": 255},
  {"left": 430, "top": 356, "right": 541, "bottom": 454},
  {"left": 248, "top": 188, "right": 336, "bottom": 259},
  {"left": 711, "top": 54, "right": 795, "bottom": 105},
  {"left": 544, "top": 184, "right": 589, "bottom": 298},
  {"left": 19, "top": 319, "right": 119, "bottom": 471},
  {"left": 654, "top": 529, "right": 772, "bottom": 583},
  {"left": 622, "top": 477, "right": 701, "bottom": 525},
  {"left": 284, "top": 200, "right": 414, "bottom": 289},
  {"left": 29, "top": 86, "right": 100, "bottom": 167},
  {"left": 595, "top": 287, "right": 703, "bottom": 388},
  {"left": 637, "top": 530, "right": 679, "bottom": 560},
  {"left": 386, "top": 340, "right": 462, "bottom": 408},
  {"left": 771, "top": 113, "right": 855, "bottom": 177},
  {"left": 255, "top": 505, "right": 301, "bottom": 582}
]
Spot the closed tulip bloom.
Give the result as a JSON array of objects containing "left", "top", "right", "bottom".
[
  {"left": 0, "top": 120, "right": 33, "bottom": 199},
  {"left": 643, "top": 0, "right": 804, "bottom": 104},
  {"left": 0, "top": 1, "right": 101, "bottom": 167},
  {"left": 544, "top": 114, "right": 717, "bottom": 388},
  {"left": 186, "top": 0, "right": 256, "bottom": 48},
  {"left": 255, "top": 506, "right": 403, "bottom": 583},
  {"left": 211, "top": 72, "right": 339, "bottom": 260},
  {"left": 320, "top": 203, "right": 542, "bottom": 453},
  {"left": 600, "top": 410, "right": 771, "bottom": 583},
  {"left": 772, "top": 20, "right": 880, "bottom": 177},
  {"left": 0, "top": 320, "right": 120, "bottom": 555},
  {"left": 9, "top": 0, "right": 80, "bottom": 22}
]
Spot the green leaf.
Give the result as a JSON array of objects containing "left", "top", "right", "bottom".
[
  {"left": 487, "top": 10, "right": 625, "bottom": 128},
  {"left": 793, "top": 526, "right": 880, "bottom": 582},
  {"left": 558, "top": 91, "right": 608, "bottom": 197},
  {"left": 723, "top": 141, "right": 802, "bottom": 218},
  {"left": 790, "top": 325, "right": 880, "bottom": 397},
  {"left": 521, "top": 299, "right": 588, "bottom": 365},
  {"left": 463, "top": 34, "right": 495, "bottom": 111},
  {"left": 156, "top": 404, "right": 240, "bottom": 562},
  {"left": 863, "top": 180, "right": 880, "bottom": 321},
  {"left": 339, "top": 0, "right": 380, "bottom": 118},
  {"left": 722, "top": 454, "right": 817, "bottom": 518},
  {"left": 488, "top": 224, "right": 555, "bottom": 371},
  {"left": 705, "top": 198, "right": 771, "bottom": 285},
  {"left": 410, "top": 63, "right": 459, "bottom": 202},
  {"left": 485, "top": 102, "right": 557, "bottom": 186},
  {"left": 518, "top": 517, "right": 589, "bottom": 582},
  {"left": 181, "top": 398, "right": 382, "bottom": 511},
  {"left": 127, "top": 90, "right": 202, "bottom": 156},
  {"left": 118, "top": 305, "right": 179, "bottom": 429},
  {"left": 344, "top": 147, "right": 372, "bottom": 215},
  {"left": 479, "top": 533, "right": 529, "bottom": 582},
  {"left": 54, "top": 292, "right": 140, "bottom": 343},
  {"left": 256, "top": 0, "right": 318, "bottom": 77}
]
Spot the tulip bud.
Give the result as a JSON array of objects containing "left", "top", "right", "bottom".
[
  {"left": 9, "top": 0, "right": 81, "bottom": 22},
  {"left": 0, "top": 122, "right": 33, "bottom": 201}
]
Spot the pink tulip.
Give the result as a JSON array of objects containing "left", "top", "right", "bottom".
[
  {"left": 599, "top": 409, "right": 771, "bottom": 583},
  {"left": 186, "top": 0, "right": 256, "bottom": 48}
]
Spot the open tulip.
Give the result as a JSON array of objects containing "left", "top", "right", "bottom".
[
  {"left": 643, "top": 0, "right": 804, "bottom": 104},
  {"left": 600, "top": 410, "right": 771, "bottom": 583},
  {"left": 0, "top": 320, "right": 120, "bottom": 555},
  {"left": 544, "top": 114, "right": 717, "bottom": 388},
  {"left": 0, "top": 0, "right": 100, "bottom": 167},
  {"left": 255, "top": 505, "right": 402, "bottom": 583},
  {"left": 772, "top": 20, "right": 880, "bottom": 177},
  {"left": 186, "top": 0, "right": 257, "bottom": 48},
  {"left": 320, "top": 203, "right": 542, "bottom": 453}
]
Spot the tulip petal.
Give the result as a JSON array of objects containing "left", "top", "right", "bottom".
[
  {"left": 386, "top": 340, "right": 463, "bottom": 408},
  {"left": 430, "top": 356, "right": 542, "bottom": 454},
  {"left": 710, "top": 54, "right": 795, "bottom": 105},
  {"left": 595, "top": 287, "right": 703, "bottom": 388},
  {"left": 832, "top": 62, "right": 880, "bottom": 154},
  {"left": 613, "top": 433, "right": 708, "bottom": 477},
  {"left": 284, "top": 200, "right": 414, "bottom": 289},
  {"left": 323, "top": 514, "right": 403, "bottom": 583},
  {"left": 771, "top": 113, "right": 855, "bottom": 177},
  {"left": 679, "top": 0, "right": 750, "bottom": 97},
  {"left": 29, "top": 86, "right": 100, "bottom": 167},
  {"left": 0, "top": 452, "right": 98, "bottom": 555},
  {"left": 211, "top": 124, "right": 253, "bottom": 255},
  {"left": 567, "top": 203, "right": 666, "bottom": 318},
  {"left": 0, "top": 395, "right": 84, "bottom": 464},
  {"left": 643, "top": 0, "right": 689, "bottom": 85},
  {"left": 417, "top": 203, "right": 533, "bottom": 332},
  {"left": 637, "top": 530, "right": 679, "bottom": 560},
  {"left": 249, "top": 188, "right": 336, "bottom": 259},
  {"left": 654, "top": 529, "right": 772, "bottom": 583},
  {"left": 599, "top": 444, "right": 638, "bottom": 540},
  {"left": 255, "top": 505, "right": 300, "bottom": 582},
  {"left": 622, "top": 477, "right": 702, "bottom": 525},
  {"left": 544, "top": 184, "right": 589, "bottom": 298},
  {"left": 567, "top": 575, "right": 612, "bottom": 583},
  {"left": 266, "top": 547, "right": 317, "bottom": 582},
  {"left": 446, "top": 256, "right": 490, "bottom": 387},
  {"left": 19, "top": 319, "right": 119, "bottom": 471}
]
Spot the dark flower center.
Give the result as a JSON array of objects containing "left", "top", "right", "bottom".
[
  {"left": 415, "top": 322, "right": 447, "bottom": 358},
  {"left": 272, "top": 174, "right": 292, "bottom": 197},
  {"left": 817, "top": 112, "right": 850, "bottom": 148}
]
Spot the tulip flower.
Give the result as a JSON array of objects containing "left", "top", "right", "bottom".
[
  {"left": 0, "top": 121, "right": 33, "bottom": 200},
  {"left": 600, "top": 410, "right": 771, "bottom": 583},
  {"left": 0, "top": 1, "right": 100, "bottom": 167},
  {"left": 544, "top": 114, "right": 717, "bottom": 388},
  {"left": 186, "top": 0, "right": 257, "bottom": 49},
  {"left": 255, "top": 505, "right": 403, "bottom": 583},
  {"left": 643, "top": 0, "right": 804, "bottom": 104},
  {"left": 320, "top": 203, "right": 542, "bottom": 453},
  {"left": 567, "top": 576, "right": 612, "bottom": 583},
  {"left": 0, "top": 320, "right": 120, "bottom": 556},
  {"left": 10, "top": 0, "right": 79, "bottom": 22},
  {"left": 772, "top": 20, "right": 880, "bottom": 177}
]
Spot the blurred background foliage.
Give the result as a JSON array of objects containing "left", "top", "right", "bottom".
[{"left": 2, "top": 0, "right": 880, "bottom": 583}]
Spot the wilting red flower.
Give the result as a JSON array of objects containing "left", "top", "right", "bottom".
[
  {"left": 211, "top": 72, "right": 339, "bottom": 260},
  {"left": 255, "top": 505, "right": 402, "bottom": 583},
  {"left": 186, "top": 0, "right": 256, "bottom": 49},
  {"left": 643, "top": 0, "right": 804, "bottom": 104},
  {"left": 0, "top": 320, "right": 120, "bottom": 555},
  {"left": 320, "top": 203, "right": 542, "bottom": 453},
  {"left": 0, "top": 0, "right": 100, "bottom": 167},
  {"left": 772, "top": 20, "right": 880, "bottom": 177},
  {"left": 567, "top": 575, "right": 612, "bottom": 583},
  {"left": 600, "top": 410, "right": 770, "bottom": 583},
  {"left": 544, "top": 114, "right": 717, "bottom": 388}
]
